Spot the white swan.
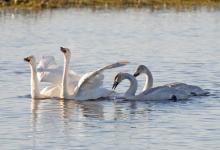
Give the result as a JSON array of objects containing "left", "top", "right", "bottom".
[
  {"left": 24, "top": 56, "right": 61, "bottom": 99},
  {"left": 60, "top": 47, "right": 129, "bottom": 100},
  {"left": 133, "top": 65, "right": 209, "bottom": 96},
  {"left": 112, "top": 72, "right": 189, "bottom": 101}
]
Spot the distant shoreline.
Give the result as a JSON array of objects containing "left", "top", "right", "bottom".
[{"left": 1, "top": 0, "right": 220, "bottom": 10}]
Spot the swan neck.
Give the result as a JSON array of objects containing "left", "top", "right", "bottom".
[
  {"left": 61, "top": 56, "right": 70, "bottom": 99},
  {"left": 143, "top": 69, "right": 153, "bottom": 91},
  {"left": 124, "top": 74, "right": 138, "bottom": 97},
  {"left": 30, "top": 64, "right": 41, "bottom": 98}
]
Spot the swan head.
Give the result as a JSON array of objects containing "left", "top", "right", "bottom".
[
  {"left": 112, "top": 73, "right": 125, "bottom": 90},
  {"left": 60, "top": 47, "right": 71, "bottom": 60},
  {"left": 133, "top": 65, "right": 148, "bottom": 77},
  {"left": 24, "top": 55, "right": 37, "bottom": 66}
]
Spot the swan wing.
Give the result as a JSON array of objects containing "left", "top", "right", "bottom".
[
  {"left": 37, "top": 56, "right": 81, "bottom": 84},
  {"left": 74, "top": 61, "right": 129, "bottom": 96},
  {"left": 37, "top": 56, "right": 61, "bottom": 82},
  {"left": 37, "top": 56, "right": 57, "bottom": 70},
  {"left": 77, "top": 72, "right": 104, "bottom": 90}
]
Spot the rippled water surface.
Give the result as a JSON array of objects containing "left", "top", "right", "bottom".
[{"left": 0, "top": 9, "right": 220, "bottom": 150}]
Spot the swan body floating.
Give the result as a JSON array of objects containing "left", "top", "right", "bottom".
[
  {"left": 112, "top": 72, "right": 189, "bottom": 101},
  {"left": 60, "top": 47, "right": 128, "bottom": 100},
  {"left": 24, "top": 56, "right": 61, "bottom": 99},
  {"left": 133, "top": 65, "right": 209, "bottom": 96}
]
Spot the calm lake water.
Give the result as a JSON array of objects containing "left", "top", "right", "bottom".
[{"left": 0, "top": 8, "right": 220, "bottom": 150}]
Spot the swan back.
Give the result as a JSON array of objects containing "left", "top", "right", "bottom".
[
  {"left": 165, "top": 83, "right": 209, "bottom": 96},
  {"left": 136, "top": 86, "right": 189, "bottom": 101}
]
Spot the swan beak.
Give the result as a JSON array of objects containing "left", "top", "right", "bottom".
[
  {"left": 133, "top": 72, "right": 140, "bottom": 77},
  {"left": 60, "top": 47, "right": 67, "bottom": 53},
  {"left": 24, "top": 57, "right": 30, "bottom": 62},
  {"left": 112, "top": 81, "right": 119, "bottom": 90}
]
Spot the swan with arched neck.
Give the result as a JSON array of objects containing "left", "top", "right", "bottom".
[
  {"left": 133, "top": 65, "right": 209, "bottom": 96},
  {"left": 112, "top": 72, "right": 189, "bottom": 101}
]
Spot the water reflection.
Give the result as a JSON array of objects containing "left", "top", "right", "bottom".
[
  {"left": 31, "top": 99, "right": 105, "bottom": 120},
  {"left": 31, "top": 98, "right": 154, "bottom": 124},
  {"left": 60, "top": 99, "right": 105, "bottom": 119}
]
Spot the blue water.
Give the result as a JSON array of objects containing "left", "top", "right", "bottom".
[{"left": 0, "top": 8, "right": 220, "bottom": 149}]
